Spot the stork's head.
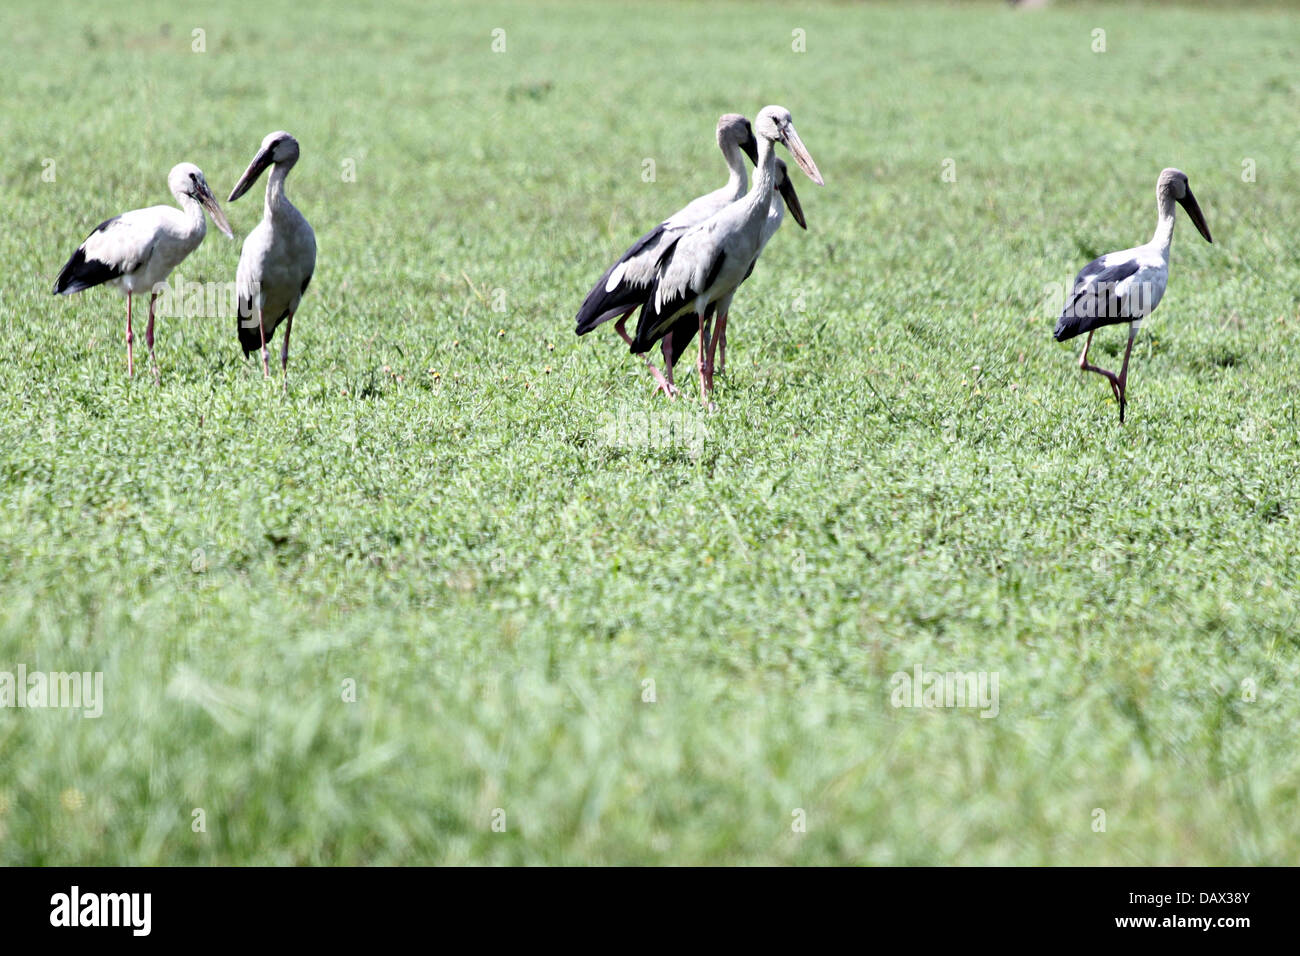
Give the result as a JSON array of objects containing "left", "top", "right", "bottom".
[
  {"left": 717, "top": 113, "right": 759, "bottom": 166},
  {"left": 1158, "top": 168, "right": 1212, "bottom": 244},
  {"left": 754, "top": 105, "right": 824, "bottom": 187},
  {"left": 168, "top": 163, "right": 233, "bottom": 237},
  {"left": 228, "top": 131, "right": 301, "bottom": 203},
  {"left": 775, "top": 158, "right": 807, "bottom": 230}
]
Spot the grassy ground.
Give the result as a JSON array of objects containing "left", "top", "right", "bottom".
[{"left": 0, "top": 0, "right": 1297, "bottom": 865}]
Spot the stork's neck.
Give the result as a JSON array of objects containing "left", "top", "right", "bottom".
[
  {"left": 738, "top": 137, "right": 778, "bottom": 225},
  {"left": 721, "top": 141, "right": 748, "bottom": 199},
  {"left": 264, "top": 161, "right": 296, "bottom": 218},
  {"left": 769, "top": 189, "right": 785, "bottom": 224},
  {"left": 176, "top": 192, "right": 207, "bottom": 238},
  {"left": 1151, "top": 193, "right": 1176, "bottom": 255}
]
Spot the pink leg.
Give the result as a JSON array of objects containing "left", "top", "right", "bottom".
[
  {"left": 716, "top": 313, "right": 729, "bottom": 375},
  {"left": 661, "top": 333, "right": 676, "bottom": 397},
  {"left": 615, "top": 311, "right": 674, "bottom": 396},
  {"left": 280, "top": 311, "right": 294, "bottom": 387},
  {"left": 708, "top": 312, "right": 728, "bottom": 381},
  {"left": 1078, "top": 326, "right": 1138, "bottom": 421},
  {"left": 146, "top": 292, "right": 159, "bottom": 382},
  {"left": 258, "top": 306, "right": 270, "bottom": 379},
  {"left": 125, "top": 292, "right": 134, "bottom": 378},
  {"left": 696, "top": 312, "right": 710, "bottom": 402},
  {"left": 1113, "top": 325, "right": 1138, "bottom": 424}
]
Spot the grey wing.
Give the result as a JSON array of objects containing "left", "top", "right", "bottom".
[
  {"left": 1054, "top": 258, "right": 1141, "bottom": 341},
  {"left": 630, "top": 235, "right": 726, "bottom": 353}
]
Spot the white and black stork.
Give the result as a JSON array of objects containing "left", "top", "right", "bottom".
[
  {"left": 52, "top": 163, "right": 233, "bottom": 378},
  {"left": 630, "top": 106, "right": 824, "bottom": 404},
  {"left": 227, "top": 131, "right": 316, "bottom": 383},
  {"left": 662, "top": 156, "right": 806, "bottom": 379},
  {"left": 575, "top": 113, "right": 758, "bottom": 395},
  {"left": 1054, "top": 167, "right": 1212, "bottom": 422}
]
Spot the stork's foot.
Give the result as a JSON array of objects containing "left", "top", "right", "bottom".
[
  {"left": 698, "top": 356, "right": 715, "bottom": 404},
  {"left": 1080, "top": 362, "right": 1127, "bottom": 424},
  {"left": 650, "top": 369, "right": 677, "bottom": 399}
]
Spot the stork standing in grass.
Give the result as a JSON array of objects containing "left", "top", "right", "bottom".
[
  {"left": 227, "top": 131, "right": 316, "bottom": 382},
  {"left": 665, "top": 156, "right": 806, "bottom": 377},
  {"left": 575, "top": 114, "right": 758, "bottom": 395},
  {"left": 1054, "top": 167, "right": 1212, "bottom": 422},
  {"left": 631, "top": 106, "right": 824, "bottom": 403},
  {"left": 52, "top": 163, "right": 232, "bottom": 378}
]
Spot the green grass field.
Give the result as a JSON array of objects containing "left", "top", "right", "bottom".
[{"left": 1, "top": 0, "right": 1298, "bottom": 865}]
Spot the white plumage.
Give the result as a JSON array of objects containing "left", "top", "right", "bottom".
[
  {"left": 574, "top": 114, "right": 758, "bottom": 394},
  {"left": 53, "top": 162, "right": 232, "bottom": 377},
  {"left": 704, "top": 157, "right": 807, "bottom": 376},
  {"left": 1054, "top": 167, "right": 1213, "bottom": 422},
  {"left": 228, "top": 131, "right": 316, "bottom": 381},
  {"left": 631, "top": 106, "right": 824, "bottom": 402}
]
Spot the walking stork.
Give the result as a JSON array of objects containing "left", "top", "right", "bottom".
[
  {"left": 575, "top": 114, "right": 758, "bottom": 394},
  {"left": 227, "top": 131, "right": 316, "bottom": 382},
  {"left": 631, "top": 106, "right": 823, "bottom": 403},
  {"left": 1054, "top": 167, "right": 1212, "bottom": 422},
  {"left": 52, "top": 163, "right": 232, "bottom": 378},
  {"left": 665, "top": 156, "right": 806, "bottom": 377}
]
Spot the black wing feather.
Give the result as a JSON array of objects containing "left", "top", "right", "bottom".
[
  {"left": 630, "top": 245, "right": 725, "bottom": 354},
  {"left": 238, "top": 274, "right": 311, "bottom": 356},
  {"left": 237, "top": 294, "right": 261, "bottom": 355},
  {"left": 1054, "top": 258, "right": 1141, "bottom": 341},
  {"left": 574, "top": 223, "right": 666, "bottom": 335},
  {"left": 52, "top": 217, "right": 125, "bottom": 295},
  {"left": 666, "top": 256, "right": 757, "bottom": 367}
]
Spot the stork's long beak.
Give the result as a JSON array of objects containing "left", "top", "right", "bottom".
[
  {"left": 740, "top": 129, "right": 759, "bottom": 167},
  {"left": 198, "top": 181, "right": 233, "bottom": 238},
  {"left": 779, "top": 122, "right": 824, "bottom": 187},
  {"left": 227, "top": 146, "right": 275, "bottom": 203},
  {"left": 1179, "top": 188, "right": 1213, "bottom": 244},
  {"left": 779, "top": 175, "right": 806, "bottom": 229}
]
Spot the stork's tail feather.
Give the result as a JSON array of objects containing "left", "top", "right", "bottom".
[
  {"left": 52, "top": 247, "right": 119, "bottom": 295},
  {"left": 629, "top": 296, "right": 661, "bottom": 355},
  {"left": 1053, "top": 309, "right": 1088, "bottom": 343},
  {"left": 237, "top": 299, "right": 262, "bottom": 356},
  {"left": 574, "top": 281, "right": 643, "bottom": 336},
  {"left": 575, "top": 223, "right": 668, "bottom": 336}
]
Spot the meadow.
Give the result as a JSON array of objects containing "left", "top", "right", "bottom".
[{"left": 0, "top": 0, "right": 1297, "bottom": 865}]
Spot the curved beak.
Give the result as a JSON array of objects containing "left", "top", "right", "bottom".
[
  {"left": 740, "top": 129, "right": 759, "bottom": 167},
  {"left": 779, "top": 175, "right": 806, "bottom": 229},
  {"left": 779, "top": 121, "right": 824, "bottom": 187},
  {"left": 227, "top": 146, "right": 275, "bottom": 203},
  {"left": 1179, "top": 188, "right": 1213, "bottom": 244},
  {"left": 198, "top": 180, "right": 233, "bottom": 238}
]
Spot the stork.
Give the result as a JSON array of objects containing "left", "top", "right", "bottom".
[
  {"left": 227, "top": 131, "right": 316, "bottom": 382},
  {"left": 664, "top": 156, "right": 806, "bottom": 377},
  {"left": 52, "top": 163, "right": 232, "bottom": 378},
  {"left": 1054, "top": 167, "right": 1212, "bottom": 422},
  {"left": 575, "top": 114, "right": 758, "bottom": 395},
  {"left": 631, "top": 106, "right": 823, "bottom": 403}
]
